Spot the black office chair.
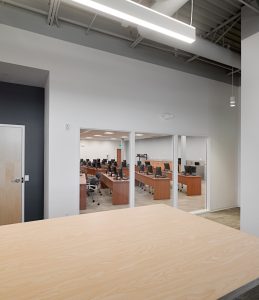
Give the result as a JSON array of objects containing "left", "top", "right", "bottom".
[{"left": 87, "top": 177, "right": 100, "bottom": 205}]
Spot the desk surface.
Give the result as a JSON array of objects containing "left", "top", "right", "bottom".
[
  {"left": 1, "top": 205, "right": 259, "bottom": 299},
  {"left": 136, "top": 171, "right": 171, "bottom": 181},
  {"left": 102, "top": 173, "right": 129, "bottom": 183}
]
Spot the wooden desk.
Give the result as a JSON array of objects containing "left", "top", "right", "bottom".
[
  {"left": 81, "top": 166, "right": 106, "bottom": 176},
  {"left": 165, "top": 172, "right": 202, "bottom": 196},
  {"left": 79, "top": 174, "right": 87, "bottom": 210},
  {"left": 1, "top": 205, "right": 259, "bottom": 299},
  {"left": 101, "top": 173, "right": 129, "bottom": 205},
  {"left": 135, "top": 172, "right": 170, "bottom": 200},
  {"left": 179, "top": 174, "right": 202, "bottom": 196}
]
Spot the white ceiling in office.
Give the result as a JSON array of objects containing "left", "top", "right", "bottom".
[{"left": 80, "top": 129, "right": 170, "bottom": 140}]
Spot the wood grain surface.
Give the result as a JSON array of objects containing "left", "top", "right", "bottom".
[{"left": 1, "top": 205, "right": 259, "bottom": 300}]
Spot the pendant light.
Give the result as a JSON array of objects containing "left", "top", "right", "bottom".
[{"left": 230, "top": 68, "right": 236, "bottom": 108}]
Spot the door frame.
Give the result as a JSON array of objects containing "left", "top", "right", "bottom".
[{"left": 0, "top": 124, "right": 25, "bottom": 222}]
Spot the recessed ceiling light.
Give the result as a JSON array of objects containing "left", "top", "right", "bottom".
[
  {"left": 69, "top": 0, "right": 196, "bottom": 44},
  {"left": 85, "top": 137, "right": 93, "bottom": 139},
  {"left": 104, "top": 131, "right": 114, "bottom": 135},
  {"left": 94, "top": 134, "right": 102, "bottom": 137},
  {"left": 136, "top": 133, "right": 144, "bottom": 137},
  {"left": 121, "top": 136, "right": 128, "bottom": 139}
]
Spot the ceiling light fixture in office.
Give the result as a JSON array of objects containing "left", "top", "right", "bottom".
[{"left": 68, "top": 0, "right": 196, "bottom": 43}]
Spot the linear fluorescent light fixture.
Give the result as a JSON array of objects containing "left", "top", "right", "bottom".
[{"left": 69, "top": 0, "right": 196, "bottom": 43}]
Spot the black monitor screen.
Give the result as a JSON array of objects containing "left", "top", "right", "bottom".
[
  {"left": 184, "top": 166, "right": 196, "bottom": 175},
  {"left": 145, "top": 161, "right": 151, "bottom": 166},
  {"left": 147, "top": 165, "right": 153, "bottom": 174},
  {"left": 195, "top": 162, "right": 200, "bottom": 166},
  {"left": 112, "top": 166, "right": 117, "bottom": 175},
  {"left": 164, "top": 163, "right": 170, "bottom": 171},
  {"left": 155, "top": 167, "right": 162, "bottom": 177}
]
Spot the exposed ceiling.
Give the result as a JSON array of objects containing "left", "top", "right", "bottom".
[
  {"left": 80, "top": 129, "right": 169, "bottom": 141},
  {"left": 1, "top": 0, "right": 258, "bottom": 76}
]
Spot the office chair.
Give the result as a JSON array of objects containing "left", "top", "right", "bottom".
[{"left": 87, "top": 177, "right": 100, "bottom": 205}]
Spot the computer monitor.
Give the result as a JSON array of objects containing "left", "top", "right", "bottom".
[
  {"left": 145, "top": 161, "right": 151, "bottom": 166},
  {"left": 118, "top": 168, "right": 123, "bottom": 179},
  {"left": 195, "top": 161, "right": 200, "bottom": 166},
  {"left": 190, "top": 166, "right": 197, "bottom": 175},
  {"left": 155, "top": 167, "right": 162, "bottom": 177},
  {"left": 184, "top": 165, "right": 196, "bottom": 175},
  {"left": 112, "top": 166, "right": 117, "bottom": 175},
  {"left": 97, "top": 158, "right": 101, "bottom": 163},
  {"left": 164, "top": 163, "right": 170, "bottom": 171},
  {"left": 122, "top": 160, "right": 127, "bottom": 168},
  {"left": 140, "top": 164, "right": 145, "bottom": 172},
  {"left": 147, "top": 165, "right": 153, "bottom": 174}
]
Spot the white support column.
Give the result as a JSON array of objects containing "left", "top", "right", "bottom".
[
  {"left": 173, "top": 135, "right": 178, "bottom": 208},
  {"left": 129, "top": 131, "right": 135, "bottom": 208},
  {"left": 180, "top": 135, "right": 187, "bottom": 171}
]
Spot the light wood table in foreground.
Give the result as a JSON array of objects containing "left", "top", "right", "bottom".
[{"left": 1, "top": 205, "right": 259, "bottom": 300}]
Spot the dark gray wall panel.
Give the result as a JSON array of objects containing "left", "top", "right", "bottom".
[{"left": 0, "top": 81, "right": 44, "bottom": 221}]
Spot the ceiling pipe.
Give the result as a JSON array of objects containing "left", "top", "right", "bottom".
[{"left": 136, "top": 0, "right": 241, "bottom": 69}]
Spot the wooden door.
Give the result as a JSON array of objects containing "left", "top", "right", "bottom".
[
  {"left": 117, "top": 149, "right": 122, "bottom": 165},
  {"left": 0, "top": 125, "right": 24, "bottom": 225}
]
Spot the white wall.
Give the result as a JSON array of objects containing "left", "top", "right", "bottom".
[
  {"left": 126, "top": 135, "right": 207, "bottom": 163},
  {"left": 0, "top": 24, "right": 240, "bottom": 218},
  {"left": 178, "top": 136, "right": 207, "bottom": 162},
  {"left": 241, "top": 31, "right": 259, "bottom": 236},
  {"left": 125, "top": 136, "right": 173, "bottom": 163},
  {"left": 80, "top": 140, "right": 120, "bottom": 161}
]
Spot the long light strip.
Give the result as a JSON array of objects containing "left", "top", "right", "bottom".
[{"left": 70, "top": 0, "right": 196, "bottom": 44}]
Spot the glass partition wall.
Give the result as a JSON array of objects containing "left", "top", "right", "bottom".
[
  {"left": 79, "top": 129, "right": 130, "bottom": 214},
  {"left": 132, "top": 132, "right": 174, "bottom": 208},
  {"left": 79, "top": 130, "right": 208, "bottom": 214},
  {"left": 178, "top": 136, "right": 207, "bottom": 212}
]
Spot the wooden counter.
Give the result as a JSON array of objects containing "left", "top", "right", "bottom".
[
  {"left": 179, "top": 174, "right": 202, "bottom": 196},
  {"left": 81, "top": 166, "right": 106, "bottom": 176},
  {"left": 101, "top": 173, "right": 129, "bottom": 205},
  {"left": 166, "top": 172, "right": 202, "bottom": 196},
  {"left": 135, "top": 172, "right": 171, "bottom": 200},
  {"left": 79, "top": 174, "right": 87, "bottom": 210},
  {"left": 1, "top": 205, "right": 259, "bottom": 299}
]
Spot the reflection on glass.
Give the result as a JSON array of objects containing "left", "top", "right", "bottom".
[{"left": 79, "top": 129, "right": 130, "bottom": 214}]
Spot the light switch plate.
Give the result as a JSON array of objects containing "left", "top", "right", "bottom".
[{"left": 25, "top": 175, "right": 30, "bottom": 182}]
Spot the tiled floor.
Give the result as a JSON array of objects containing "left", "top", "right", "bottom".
[
  {"left": 200, "top": 207, "right": 240, "bottom": 230},
  {"left": 81, "top": 181, "right": 206, "bottom": 214}
]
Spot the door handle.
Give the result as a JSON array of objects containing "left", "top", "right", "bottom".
[{"left": 11, "top": 178, "right": 21, "bottom": 183}]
